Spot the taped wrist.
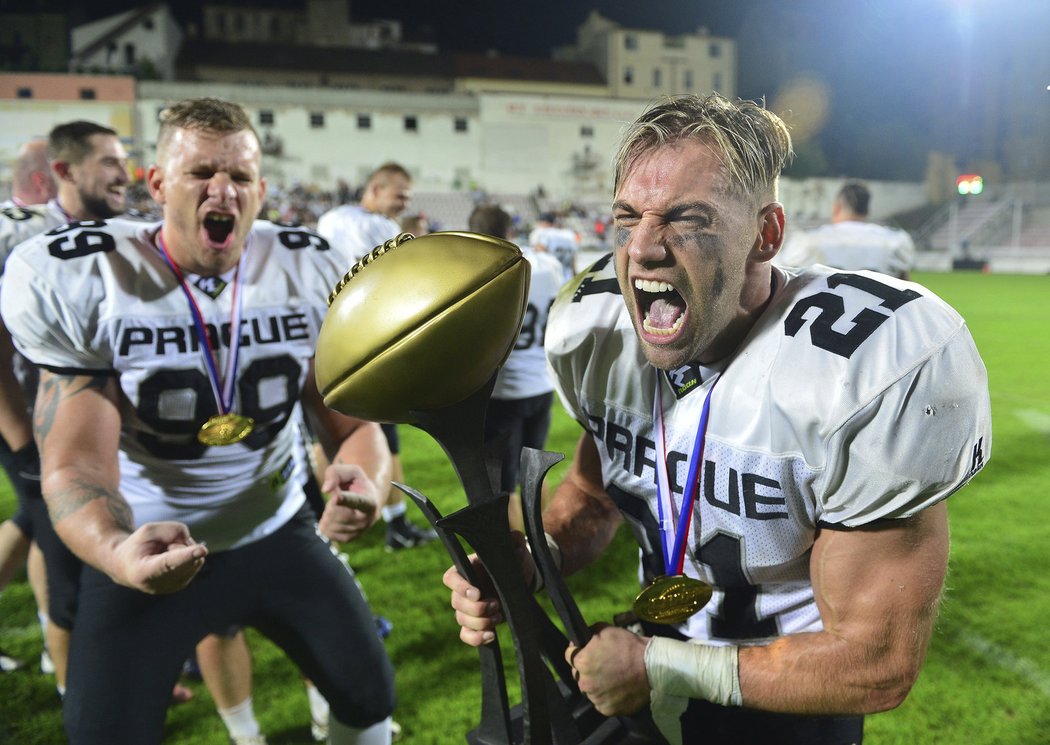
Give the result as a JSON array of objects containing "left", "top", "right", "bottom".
[
  {"left": 525, "top": 531, "right": 562, "bottom": 593},
  {"left": 644, "top": 636, "right": 742, "bottom": 707}
]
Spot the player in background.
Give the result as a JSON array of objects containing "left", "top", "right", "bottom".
[
  {"left": 776, "top": 180, "right": 915, "bottom": 279},
  {"left": 445, "top": 93, "right": 991, "bottom": 744},
  {"left": 468, "top": 204, "right": 563, "bottom": 531},
  {"left": 317, "top": 163, "right": 437, "bottom": 551},
  {"left": 3, "top": 97, "right": 396, "bottom": 745},
  {"left": 529, "top": 212, "right": 581, "bottom": 283},
  {"left": 0, "top": 138, "right": 55, "bottom": 673}
]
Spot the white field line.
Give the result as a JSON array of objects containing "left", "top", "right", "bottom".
[
  {"left": 955, "top": 627, "right": 1050, "bottom": 698},
  {"left": 1014, "top": 408, "right": 1050, "bottom": 436}
]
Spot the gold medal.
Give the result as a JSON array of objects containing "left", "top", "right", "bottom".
[
  {"left": 197, "top": 412, "right": 255, "bottom": 446},
  {"left": 633, "top": 575, "right": 712, "bottom": 624}
]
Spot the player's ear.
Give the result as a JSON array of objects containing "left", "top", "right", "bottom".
[
  {"left": 51, "top": 160, "right": 72, "bottom": 183},
  {"left": 145, "top": 164, "right": 165, "bottom": 204},
  {"left": 751, "top": 202, "right": 785, "bottom": 262}
]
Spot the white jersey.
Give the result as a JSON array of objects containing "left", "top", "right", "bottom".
[
  {"left": 777, "top": 220, "right": 915, "bottom": 277},
  {"left": 0, "top": 201, "right": 49, "bottom": 275},
  {"left": 529, "top": 226, "right": 580, "bottom": 282},
  {"left": 492, "top": 247, "right": 563, "bottom": 400},
  {"left": 1, "top": 217, "right": 343, "bottom": 552},
  {"left": 547, "top": 255, "right": 991, "bottom": 645},
  {"left": 317, "top": 204, "right": 400, "bottom": 268}
]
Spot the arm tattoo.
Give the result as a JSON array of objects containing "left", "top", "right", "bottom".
[
  {"left": 47, "top": 478, "right": 134, "bottom": 531},
  {"left": 34, "top": 372, "right": 111, "bottom": 446}
]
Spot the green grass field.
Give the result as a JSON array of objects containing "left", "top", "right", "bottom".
[{"left": 1, "top": 271, "right": 1047, "bottom": 744}]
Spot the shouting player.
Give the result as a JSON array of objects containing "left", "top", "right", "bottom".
[
  {"left": 2, "top": 98, "right": 396, "bottom": 745},
  {"left": 444, "top": 93, "right": 991, "bottom": 745}
]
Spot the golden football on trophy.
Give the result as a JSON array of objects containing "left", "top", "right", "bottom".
[{"left": 315, "top": 231, "right": 531, "bottom": 423}]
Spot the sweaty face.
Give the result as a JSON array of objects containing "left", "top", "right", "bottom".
[
  {"left": 371, "top": 174, "right": 412, "bottom": 218},
  {"left": 69, "top": 134, "right": 129, "bottom": 220},
  {"left": 612, "top": 141, "right": 769, "bottom": 369},
  {"left": 149, "top": 128, "right": 265, "bottom": 277}
]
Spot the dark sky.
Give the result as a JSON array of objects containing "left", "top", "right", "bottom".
[{"left": 19, "top": 0, "right": 1050, "bottom": 179}]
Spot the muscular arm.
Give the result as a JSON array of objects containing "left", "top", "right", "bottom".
[
  {"left": 35, "top": 369, "right": 205, "bottom": 592},
  {"left": 543, "top": 432, "right": 623, "bottom": 576},
  {"left": 738, "top": 500, "right": 949, "bottom": 714}
]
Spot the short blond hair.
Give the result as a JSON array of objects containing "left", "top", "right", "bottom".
[{"left": 614, "top": 93, "right": 793, "bottom": 204}]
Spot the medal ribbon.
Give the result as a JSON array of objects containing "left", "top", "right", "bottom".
[
  {"left": 653, "top": 374, "right": 719, "bottom": 576},
  {"left": 156, "top": 229, "right": 248, "bottom": 419},
  {"left": 651, "top": 270, "right": 780, "bottom": 576}
]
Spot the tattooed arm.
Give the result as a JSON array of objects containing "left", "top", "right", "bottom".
[{"left": 35, "top": 369, "right": 207, "bottom": 594}]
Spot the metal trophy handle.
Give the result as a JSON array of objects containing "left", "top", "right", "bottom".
[{"left": 399, "top": 371, "right": 642, "bottom": 744}]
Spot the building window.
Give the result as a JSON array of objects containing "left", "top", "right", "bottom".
[
  {"left": 580, "top": 125, "right": 594, "bottom": 138},
  {"left": 16, "top": 87, "right": 32, "bottom": 99},
  {"left": 142, "top": 18, "right": 154, "bottom": 31},
  {"left": 713, "top": 72, "right": 723, "bottom": 92},
  {"left": 80, "top": 88, "right": 96, "bottom": 100},
  {"left": 709, "top": 42, "right": 721, "bottom": 58},
  {"left": 454, "top": 117, "right": 468, "bottom": 133},
  {"left": 404, "top": 115, "right": 418, "bottom": 132},
  {"left": 652, "top": 68, "right": 662, "bottom": 87},
  {"left": 310, "top": 112, "right": 325, "bottom": 129},
  {"left": 259, "top": 109, "right": 274, "bottom": 126},
  {"left": 357, "top": 114, "right": 372, "bottom": 130},
  {"left": 683, "top": 70, "right": 694, "bottom": 89},
  {"left": 623, "top": 66, "right": 634, "bottom": 85},
  {"left": 124, "top": 43, "right": 136, "bottom": 65},
  {"left": 234, "top": 13, "right": 245, "bottom": 33},
  {"left": 624, "top": 34, "right": 638, "bottom": 51}
]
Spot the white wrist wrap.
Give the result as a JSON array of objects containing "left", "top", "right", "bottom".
[
  {"left": 525, "top": 532, "right": 562, "bottom": 593},
  {"left": 644, "top": 637, "right": 742, "bottom": 707}
]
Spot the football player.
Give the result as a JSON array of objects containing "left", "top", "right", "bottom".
[
  {"left": 445, "top": 93, "right": 991, "bottom": 745},
  {"left": 0, "top": 142, "right": 52, "bottom": 672},
  {"left": 317, "top": 163, "right": 436, "bottom": 551},
  {"left": 2, "top": 98, "right": 396, "bottom": 745},
  {"left": 776, "top": 180, "right": 916, "bottom": 279}
]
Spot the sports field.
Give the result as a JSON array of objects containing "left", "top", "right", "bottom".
[{"left": 0, "top": 270, "right": 1047, "bottom": 744}]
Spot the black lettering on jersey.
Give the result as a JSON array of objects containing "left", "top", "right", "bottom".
[
  {"left": 117, "top": 313, "right": 310, "bottom": 359},
  {"left": 134, "top": 353, "right": 302, "bottom": 458},
  {"left": 606, "top": 483, "right": 665, "bottom": 583},
  {"left": 697, "top": 532, "right": 779, "bottom": 641},
  {"left": 281, "top": 313, "right": 310, "bottom": 341},
  {"left": 275, "top": 224, "right": 330, "bottom": 251},
  {"left": 47, "top": 222, "right": 115, "bottom": 260},
  {"left": 571, "top": 253, "right": 619, "bottom": 303},
  {"left": 1, "top": 206, "right": 39, "bottom": 221},
  {"left": 515, "top": 298, "right": 555, "bottom": 350},
  {"left": 704, "top": 463, "right": 787, "bottom": 520},
  {"left": 783, "top": 272, "right": 921, "bottom": 358}
]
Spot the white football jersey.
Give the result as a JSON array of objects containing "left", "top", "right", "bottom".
[
  {"left": 317, "top": 204, "right": 401, "bottom": 268},
  {"left": 547, "top": 255, "right": 991, "bottom": 645},
  {"left": 777, "top": 220, "right": 915, "bottom": 277},
  {"left": 1, "top": 217, "right": 343, "bottom": 551},
  {"left": 529, "top": 226, "right": 580, "bottom": 282},
  {"left": 0, "top": 201, "right": 49, "bottom": 275},
  {"left": 492, "top": 247, "right": 563, "bottom": 400}
]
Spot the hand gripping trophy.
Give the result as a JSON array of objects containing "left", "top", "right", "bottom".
[{"left": 315, "top": 232, "right": 651, "bottom": 745}]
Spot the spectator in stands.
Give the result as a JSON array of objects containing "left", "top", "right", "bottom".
[
  {"left": 777, "top": 180, "right": 915, "bottom": 279},
  {"left": 317, "top": 163, "right": 437, "bottom": 551}
]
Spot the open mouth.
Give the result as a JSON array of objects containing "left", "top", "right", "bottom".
[
  {"left": 635, "top": 278, "right": 685, "bottom": 337},
  {"left": 203, "top": 212, "right": 235, "bottom": 245}
]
